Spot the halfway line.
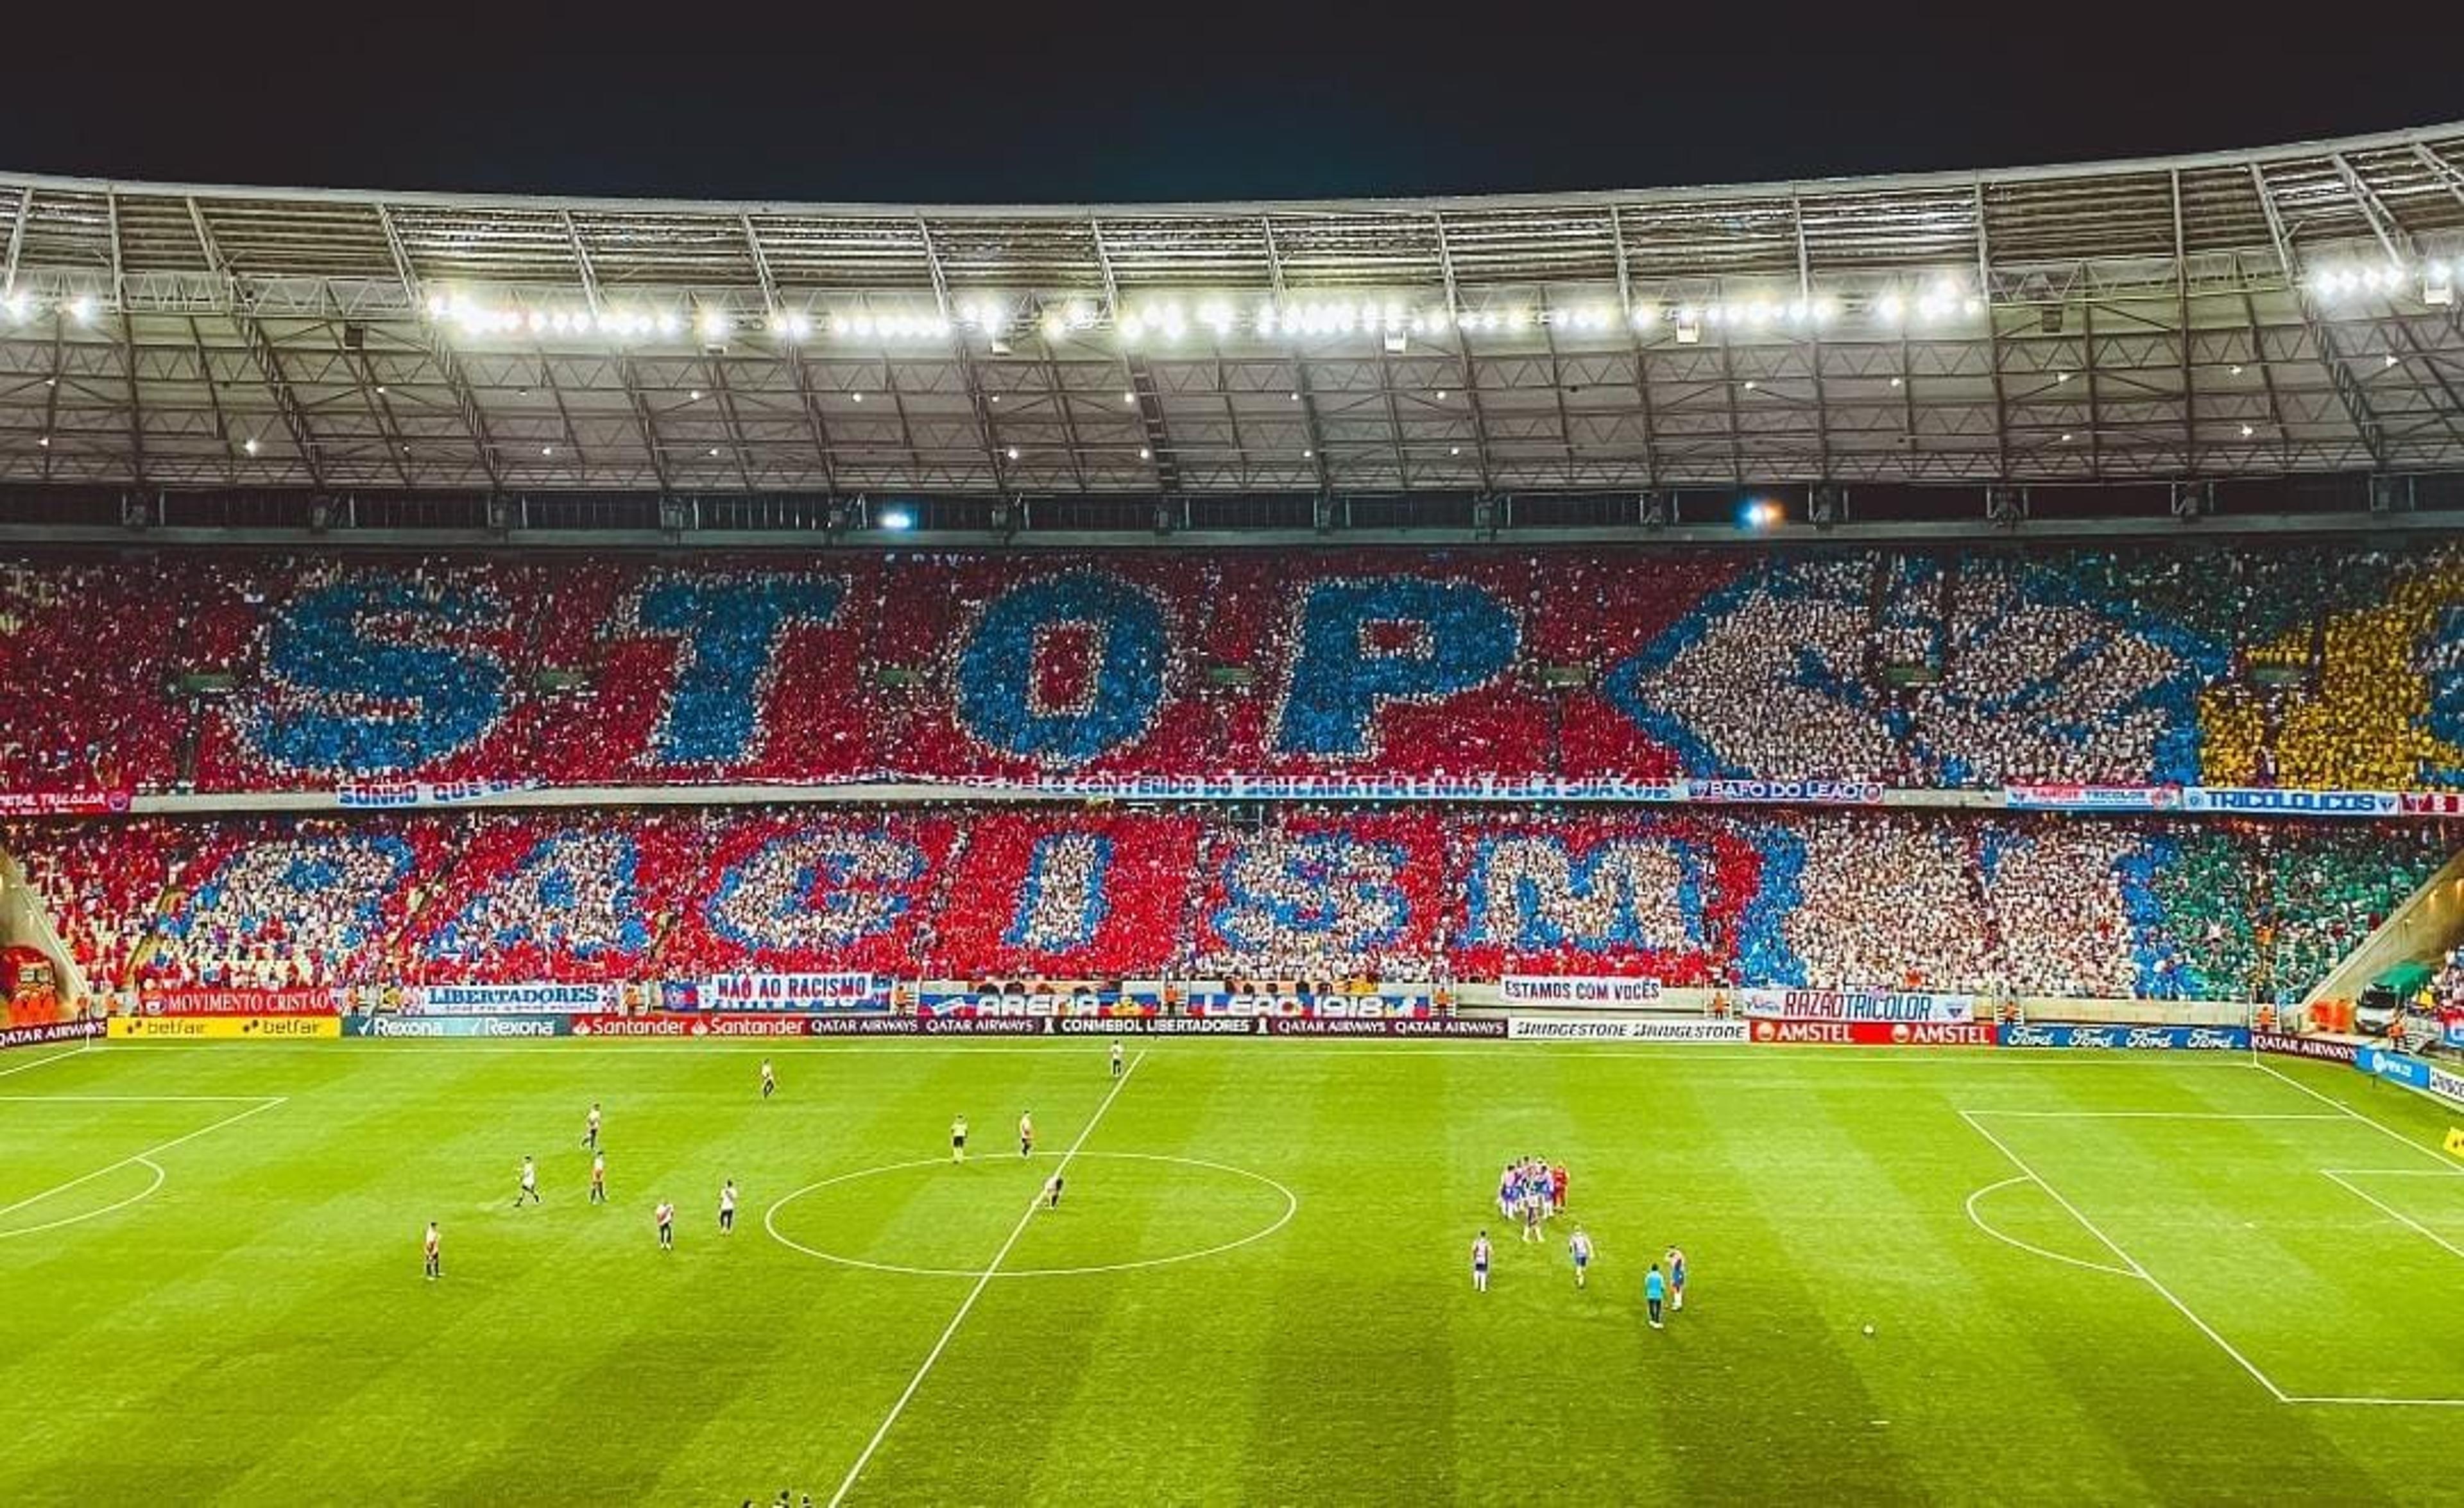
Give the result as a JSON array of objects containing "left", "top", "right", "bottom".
[{"left": 827, "top": 1050, "right": 1146, "bottom": 1507}]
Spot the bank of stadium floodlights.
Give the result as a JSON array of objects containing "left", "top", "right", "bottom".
[{"left": 0, "top": 121, "right": 2459, "bottom": 497}]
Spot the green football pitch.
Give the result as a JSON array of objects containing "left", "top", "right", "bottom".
[{"left": 3, "top": 1038, "right": 2463, "bottom": 1506}]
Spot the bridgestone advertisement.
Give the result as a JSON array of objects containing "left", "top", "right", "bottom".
[{"left": 1507, "top": 1018, "right": 1750, "bottom": 1043}]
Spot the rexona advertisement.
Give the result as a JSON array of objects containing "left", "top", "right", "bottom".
[
  {"left": 1736, "top": 989, "right": 1976, "bottom": 1024},
  {"left": 1999, "top": 1024, "right": 2250, "bottom": 1051},
  {"left": 343, "top": 1015, "right": 571, "bottom": 1039},
  {"left": 702, "top": 973, "right": 891, "bottom": 1013},
  {"left": 1507, "top": 1018, "right": 1749, "bottom": 1043},
  {"left": 108, "top": 1016, "right": 341, "bottom": 1040},
  {"left": 1749, "top": 1020, "right": 1999, "bottom": 1047}
]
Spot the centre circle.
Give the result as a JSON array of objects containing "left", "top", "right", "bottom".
[{"left": 763, "top": 1151, "right": 1297, "bottom": 1278}]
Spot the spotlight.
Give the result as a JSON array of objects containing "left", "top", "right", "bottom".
[{"left": 878, "top": 506, "right": 914, "bottom": 531}]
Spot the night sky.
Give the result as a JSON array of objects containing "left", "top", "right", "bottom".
[{"left": 3, "top": 53, "right": 2452, "bottom": 203}]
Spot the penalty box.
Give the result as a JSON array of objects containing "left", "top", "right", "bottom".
[
  {"left": 1961, "top": 1107, "right": 2464, "bottom": 1407},
  {"left": 0, "top": 1093, "right": 286, "bottom": 1241}
]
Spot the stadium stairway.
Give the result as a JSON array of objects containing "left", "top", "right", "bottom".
[{"left": 0, "top": 846, "right": 84, "bottom": 1002}]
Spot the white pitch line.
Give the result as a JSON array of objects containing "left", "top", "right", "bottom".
[
  {"left": 1961, "top": 1175, "right": 2138, "bottom": 1278},
  {"left": 0, "top": 1097, "right": 286, "bottom": 1222},
  {"left": 0, "top": 1094, "right": 282, "bottom": 1103},
  {"left": 826, "top": 1050, "right": 1145, "bottom": 1508},
  {"left": 2252, "top": 1061, "right": 2455, "bottom": 1167},
  {"left": 1965, "top": 1110, "right": 2344, "bottom": 1120},
  {"left": 0, "top": 1043, "right": 92, "bottom": 1079},
  {"left": 2318, "top": 1170, "right": 2464, "bottom": 1267},
  {"left": 1957, "top": 1108, "right": 2289, "bottom": 1402},
  {"left": 0, "top": 1158, "right": 164, "bottom": 1242},
  {"left": 2282, "top": 1394, "right": 2464, "bottom": 1407}
]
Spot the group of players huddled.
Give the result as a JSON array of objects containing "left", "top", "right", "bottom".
[{"left": 1473, "top": 1156, "right": 1688, "bottom": 1328}]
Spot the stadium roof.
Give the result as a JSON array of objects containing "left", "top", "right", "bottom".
[{"left": 3, "top": 121, "right": 2463, "bottom": 498}]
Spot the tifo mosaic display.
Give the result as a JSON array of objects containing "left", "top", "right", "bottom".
[
  {"left": 8, "top": 809, "right": 2443, "bottom": 1004},
  {"left": 2, "top": 543, "right": 2461, "bottom": 796}
]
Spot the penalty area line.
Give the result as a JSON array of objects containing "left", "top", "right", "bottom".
[
  {"left": 1957, "top": 1108, "right": 2290, "bottom": 1403},
  {"left": 826, "top": 1050, "right": 1146, "bottom": 1508},
  {"left": 0, "top": 1096, "right": 286, "bottom": 1224},
  {"left": 2318, "top": 1170, "right": 2464, "bottom": 1267},
  {"left": 2252, "top": 1061, "right": 2457, "bottom": 1169},
  {"left": 0, "top": 1043, "right": 93, "bottom": 1079}
]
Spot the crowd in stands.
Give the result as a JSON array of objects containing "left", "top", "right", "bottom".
[
  {"left": 7, "top": 807, "right": 2445, "bottom": 1004},
  {"left": 3, "top": 543, "right": 2462, "bottom": 796}
]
